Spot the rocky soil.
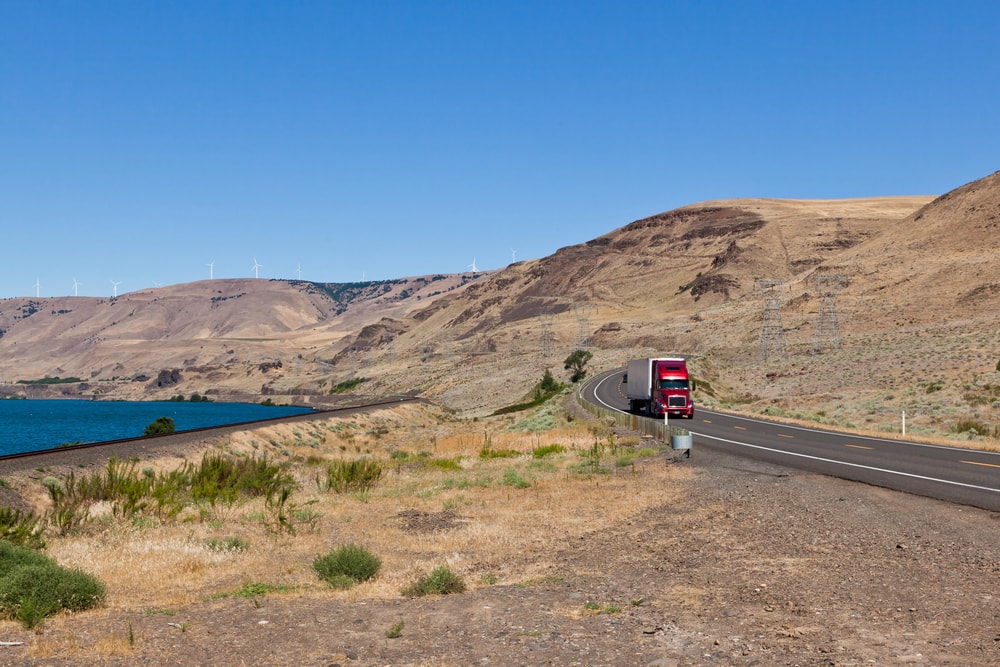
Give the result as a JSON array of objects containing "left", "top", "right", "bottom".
[{"left": 2, "top": 438, "right": 998, "bottom": 666}]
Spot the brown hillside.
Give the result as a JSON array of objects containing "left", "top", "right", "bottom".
[{"left": 3, "top": 170, "right": 999, "bottom": 440}]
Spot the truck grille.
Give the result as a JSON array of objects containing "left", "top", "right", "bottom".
[{"left": 667, "top": 396, "right": 687, "bottom": 408}]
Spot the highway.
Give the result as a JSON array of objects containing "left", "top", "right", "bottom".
[{"left": 583, "top": 368, "right": 1000, "bottom": 512}]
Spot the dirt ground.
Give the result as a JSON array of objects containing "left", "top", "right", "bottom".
[{"left": 2, "top": 434, "right": 999, "bottom": 667}]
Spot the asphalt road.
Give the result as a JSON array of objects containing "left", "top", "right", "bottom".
[{"left": 583, "top": 368, "right": 1000, "bottom": 512}]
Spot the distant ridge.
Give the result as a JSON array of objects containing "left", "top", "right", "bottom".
[{"left": 1, "top": 170, "right": 998, "bottom": 435}]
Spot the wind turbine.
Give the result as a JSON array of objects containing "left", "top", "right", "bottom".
[
  {"left": 468, "top": 258, "right": 478, "bottom": 274},
  {"left": 296, "top": 263, "right": 302, "bottom": 280},
  {"left": 72, "top": 278, "right": 81, "bottom": 297},
  {"left": 511, "top": 248, "right": 517, "bottom": 263},
  {"left": 34, "top": 278, "right": 40, "bottom": 298},
  {"left": 207, "top": 260, "right": 215, "bottom": 280},
  {"left": 252, "top": 257, "right": 263, "bottom": 279},
  {"left": 110, "top": 280, "right": 121, "bottom": 298}
]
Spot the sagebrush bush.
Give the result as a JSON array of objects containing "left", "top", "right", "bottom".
[
  {"left": 400, "top": 565, "right": 466, "bottom": 597},
  {"left": 313, "top": 544, "right": 381, "bottom": 589},
  {"left": 0, "top": 541, "right": 105, "bottom": 628}
]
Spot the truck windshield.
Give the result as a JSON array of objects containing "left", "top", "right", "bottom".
[{"left": 659, "top": 380, "right": 688, "bottom": 390}]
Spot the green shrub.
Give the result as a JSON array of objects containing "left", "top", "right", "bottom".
[
  {"left": 0, "top": 507, "right": 44, "bottom": 550},
  {"left": 425, "top": 458, "right": 462, "bottom": 471},
  {"left": 385, "top": 619, "right": 404, "bottom": 639},
  {"left": 313, "top": 544, "right": 381, "bottom": 589},
  {"left": 953, "top": 418, "right": 990, "bottom": 436},
  {"left": 501, "top": 468, "right": 531, "bottom": 488},
  {"left": 190, "top": 453, "right": 294, "bottom": 506},
  {"left": 204, "top": 537, "right": 249, "bottom": 552},
  {"left": 0, "top": 541, "right": 105, "bottom": 628},
  {"left": 0, "top": 540, "right": 48, "bottom": 577},
  {"left": 330, "top": 377, "right": 367, "bottom": 394},
  {"left": 143, "top": 416, "right": 176, "bottom": 435},
  {"left": 321, "top": 458, "right": 384, "bottom": 493},
  {"left": 531, "top": 444, "right": 565, "bottom": 458},
  {"left": 479, "top": 447, "right": 520, "bottom": 459},
  {"left": 400, "top": 565, "right": 466, "bottom": 597},
  {"left": 44, "top": 452, "right": 295, "bottom": 532}
]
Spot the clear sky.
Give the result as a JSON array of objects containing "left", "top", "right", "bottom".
[{"left": 2, "top": 1, "right": 998, "bottom": 299}]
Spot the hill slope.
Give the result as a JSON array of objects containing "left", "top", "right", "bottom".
[{"left": 2, "top": 170, "right": 999, "bottom": 438}]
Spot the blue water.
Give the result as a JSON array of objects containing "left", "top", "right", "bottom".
[{"left": 0, "top": 400, "right": 313, "bottom": 456}]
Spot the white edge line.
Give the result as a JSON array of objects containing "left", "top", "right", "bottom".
[
  {"left": 691, "top": 431, "right": 1000, "bottom": 495},
  {"left": 704, "top": 409, "right": 1000, "bottom": 457},
  {"left": 587, "top": 371, "right": 1000, "bottom": 494}
]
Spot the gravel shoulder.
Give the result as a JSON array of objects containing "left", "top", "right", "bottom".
[{"left": 2, "top": 437, "right": 999, "bottom": 666}]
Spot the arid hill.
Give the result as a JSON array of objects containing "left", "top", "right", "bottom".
[{"left": 2, "top": 170, "right": 999, "bottom": 439}]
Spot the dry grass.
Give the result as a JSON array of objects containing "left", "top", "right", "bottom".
[{"left": 26, "top": 403, "right": 688, "bottom": 627}]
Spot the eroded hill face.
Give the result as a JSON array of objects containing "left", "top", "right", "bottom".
[{"left": 2, "top": 171, "right": 999, "bottom": 437}]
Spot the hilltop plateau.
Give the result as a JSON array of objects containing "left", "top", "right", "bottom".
[{"left": 2, "top": 170, "right": 999, "bottom": 441}]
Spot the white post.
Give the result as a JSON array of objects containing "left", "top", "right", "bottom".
[{"left": 902, "top": 410, "right": 906, "bottom": 436}]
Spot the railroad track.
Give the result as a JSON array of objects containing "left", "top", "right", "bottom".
[{"left": 0, "top": 396, "right": 419, "bottom": 475}]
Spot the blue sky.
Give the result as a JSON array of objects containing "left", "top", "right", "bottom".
[{"left": 1, "top": 1, "right": 998, "bottom": 298}]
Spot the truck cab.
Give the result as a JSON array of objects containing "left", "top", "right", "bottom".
[
  {"left": 653, "top": 358, "right": 695, "bottom": 418},
  {"left": 625, "top": 356, "right": 696, "bottom": 419}
]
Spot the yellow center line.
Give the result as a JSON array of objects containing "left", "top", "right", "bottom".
[
  {"left": 702, "top": 419, "right": 712, "bottom": 423},
  {"left": 777, "top": 434, "right": 795, "bottom": 439},
  {"left": 734, "top": 425, "right": 747, "bottom": 430},
  {"left": 845, "top": 444, "right": 873, "bottom": 450},
  {"left": 961, "top": 460, "right": 1000, "bottom": 469}
]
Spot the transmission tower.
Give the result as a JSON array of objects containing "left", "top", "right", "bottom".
[
  {"left": 575, "top": 304, "right": 595, "bottom": 348},
  {"left": 758, "top": 280, "right": 786, "bottom": 361},
  {"left": 813, "top": 274, "right": 845, "bottom": 354},
  {"left": 539, "top": 312, "right": 556, "bottom": 357}
]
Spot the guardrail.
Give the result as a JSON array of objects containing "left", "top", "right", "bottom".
[{"left": 576, "top": 389, "right": 691, "bottom": 442}]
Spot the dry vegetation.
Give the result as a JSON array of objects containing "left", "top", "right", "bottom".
[
  {"left": 0, "top": 399, "right": 695, "bottom": 662},
  {"left": 3, "top": 399, "right": 1000, "bottom": 665}
]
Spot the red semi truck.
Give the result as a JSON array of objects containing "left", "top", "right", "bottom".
[{"left": 625, "top": 357, "right": 695, "bottom": 418}]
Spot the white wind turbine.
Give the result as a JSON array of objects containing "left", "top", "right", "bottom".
[
  {"left": 207, "top": 260, "right": 215, "bottom": 280},
  {"left": 110, "top": 280, "right": 121, "bottom": 298},
  {"left": 252, "top": 257, "right": 263, "bottom": 279},
  {"left": 72, "top": 278, "right": 81, "bottom": 297},
  {"left": 511, "top": 248, "right": 517, "bottom": 263},
  {"left": 296, "top": 263, "right": 302, "bottom": 280},
  {"left": 34, "top": 278, "right": 40, "bottom": 298},
  {"left": 468, "top": 258, "right": 478, "bottom": 274}
]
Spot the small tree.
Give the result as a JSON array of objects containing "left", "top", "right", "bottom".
[
  {"left": 537, "top": 369, "right": 561, "bottom": 397},
  {"left": 564, "top": 349, "right": 593, "bottom": 383},
  {"left": 143, "top": 417, "right": 176, "bottom": 436}
]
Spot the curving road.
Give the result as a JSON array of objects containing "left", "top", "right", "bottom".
[{"left": 583, "top": 368, "right": 1000, "bottom": 512}]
